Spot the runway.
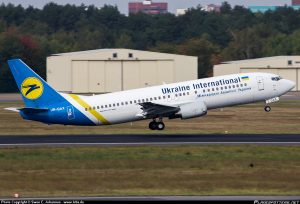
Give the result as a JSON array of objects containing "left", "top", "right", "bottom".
[
  {"left": 2, "top": 196, "right": 300, "bottom": 201},
  {"left": 0, "top": 134, "right": 299, "bottom": 147}
]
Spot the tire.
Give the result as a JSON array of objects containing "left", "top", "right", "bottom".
[
  {"left": 149, "top": 121, "right": 157, "bottom": 130},
  {"left": 264, "top": 106, "right": 271, "bottom": 112},
  {"left": 157, "top": 122, "right": 165, "bottom": 131}
]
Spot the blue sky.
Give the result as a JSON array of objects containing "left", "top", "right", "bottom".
[{"left": 0, "top": 0, "right": 292, "bottom": 14}]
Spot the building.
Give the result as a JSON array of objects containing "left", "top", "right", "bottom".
[
  {"left": 176, "top": 8, "right": 188, "bottom": 16},
  {"left": 213, "top": 56, "right": 300, "bottom": 91},
  {"left": 292, "top": 0, "right": 300, "bottom": 5},
  {"left": 129, "top": 0, "right": 168, "bottom": 15},
  {"left": 248, "top": 6, "right": 279, "bottom": 13},
  {"left": 249, "top": 5, "right": 300, "bottom": 13},
  {"left": 47, "top": 49, "right": 197, "bottom": 94},
  {"left": 202, "top": 4, "right": 221, "bottom": 13}
]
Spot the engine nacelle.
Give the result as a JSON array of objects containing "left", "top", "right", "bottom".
[{"left": 178, "top": 100, "right": 207, "bottom": 119}]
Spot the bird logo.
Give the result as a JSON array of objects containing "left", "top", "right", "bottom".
[{"left": 21, "top": 77, "right": 44, "bottom": 100}]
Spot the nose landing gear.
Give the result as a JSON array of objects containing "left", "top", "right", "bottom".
[{"left": 149, "top": 118, "right": 165, "bottom": 131}]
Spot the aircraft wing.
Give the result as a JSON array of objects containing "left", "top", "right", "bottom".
[{"left": 138, "top": 102, "right": 180, "bottom": 118}]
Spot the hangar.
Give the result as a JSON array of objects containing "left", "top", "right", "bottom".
[
  {"left": 47, "top": 49, "right": 198, "bottom": 93},
  {"left": 213, "top": 56, "right": 300, "bottom": 91}
]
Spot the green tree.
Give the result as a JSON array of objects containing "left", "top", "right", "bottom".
[
  {"left": 222, "top": 24, "right": 277, "bottom": 60},
  {"left": 178, "top": 37, "right": 220, "bottom": 78}
]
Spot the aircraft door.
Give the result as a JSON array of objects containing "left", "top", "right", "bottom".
[{"left": 256, "top": 76, "right": 264, "bottom": 91}]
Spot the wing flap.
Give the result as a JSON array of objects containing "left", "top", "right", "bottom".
[{"left": 139, "top": 102, "right": 180, "bottom": 118}]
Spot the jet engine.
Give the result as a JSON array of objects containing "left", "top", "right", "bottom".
[{"left": 178, "top": 100, "right": 207, "bottom": 119}]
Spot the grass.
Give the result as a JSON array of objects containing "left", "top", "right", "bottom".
[
  {"left": 0, "top": 145, "right": 299, "bottom": 197},
  {"left": 0, "top": 100, "right": 300, "bottom": 135}
]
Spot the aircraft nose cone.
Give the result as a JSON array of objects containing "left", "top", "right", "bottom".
[{"left": 286, "top": 79, "right": 295, "bottom": 91}]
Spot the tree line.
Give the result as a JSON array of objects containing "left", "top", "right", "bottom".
[{"left": 1, "top": 2, "right": 300, "bottom": 92}]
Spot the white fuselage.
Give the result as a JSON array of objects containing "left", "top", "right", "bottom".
[{"left": 62, "top": 72, "right": 295, "bottom": 125}]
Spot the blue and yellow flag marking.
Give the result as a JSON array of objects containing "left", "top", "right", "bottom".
[
  {"left": 241, "top": 76, "right": 249, "bottom": 81},
  {"left": 69, "top": 94, "right": 110, "bottom": 125}
]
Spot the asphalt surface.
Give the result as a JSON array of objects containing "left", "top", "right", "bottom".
[
  {"left": 1, "top": 196, "right": 300, "bottom": 201},
  {"left": 0, "top": 134, "right": 299, "bottom": 147}
]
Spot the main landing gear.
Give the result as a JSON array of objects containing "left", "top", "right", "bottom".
[
  {"left": 149, "top": 118, "right": 165, "bottom": 131},
  {"left": 264, "top": 106, "right": 271, "bottom": 112}
]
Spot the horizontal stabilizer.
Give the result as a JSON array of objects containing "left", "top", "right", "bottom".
[
  {"left": 19, "top": 107, "right": 49, "bottom": 114},
  {"left": 5, "top": 107, "right": 49, "bottom": 114},
  {"left": 4, "top": 107, "right": 20, "bottom": 112}
]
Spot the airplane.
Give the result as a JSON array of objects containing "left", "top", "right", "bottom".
[{"left": 5, "top": 59, "right": 295, "bottom": 130}]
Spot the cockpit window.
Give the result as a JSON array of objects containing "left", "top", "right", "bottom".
[{"left": 271, "top": 76, "right": 282, "bottom": 81}]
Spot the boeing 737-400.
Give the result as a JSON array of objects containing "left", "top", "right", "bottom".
[{"left": 5, "top": 59, "right": 295, "bottom": 130}]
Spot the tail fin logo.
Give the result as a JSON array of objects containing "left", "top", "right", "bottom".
[{"left": 21, "top": 77, "right": 44, "bottom": 100}]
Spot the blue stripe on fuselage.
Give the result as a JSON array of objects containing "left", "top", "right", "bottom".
[{"left": 20, "top": 100, "right": 95, "bottom": 126}]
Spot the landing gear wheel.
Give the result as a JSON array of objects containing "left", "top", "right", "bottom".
[
  {"left": 157, "top": 122, "right": 165, "bottom": 131},
  {"left": 264, "top": 106, "right": 271, "bottom": 112},
  {"left": 149, "top": 121, "right": 157, "bottom": 130}
]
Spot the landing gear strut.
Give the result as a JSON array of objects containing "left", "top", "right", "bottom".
[
  {"left": 149, "top": 118, "right": 165, "bottom": 131},
  {"left": 264, "top": 106, "right": 271, "bottom": 112}
]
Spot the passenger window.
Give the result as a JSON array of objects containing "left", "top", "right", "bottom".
[
  {"left": 212, "top": 88, "right": 214, "bottom": 91},
  {"left": 113, "top": 104, "right": 115, "bottom": 107},
  {"left": 203, "top": 89, "right": 205, "bottom": 93},
  {"left": 163, "top": 96, "right": 166, "bottom": 99},
  {"left": 109, "top": 104, "right": 111, "bottom": 107},
  {"left": 195, "top": 91, "right": 197, "bottom": 94},
  {"left": 175, "top": 94, "right": 178, "bottom": 97},
  {"left": 134, "top": 100, "right": 137, "bottom": 103},
  {"left": 116, "top": 103, "right": 119, "bottom": 106},
  {"left": 233, "top": 85, "right": 235, "bottom": 88},
  {"left": 105, "top": 105, "right": 107, "bottom": 108},
  {"left": 158, "top": 96, "right": 161, "bottom": 100},
  {"left": 240, "top": 84, "right": 243, "bottom": 87},
  {"left": 225, "top": 86, "right": 227, "bottom": 89},
  {"left": 150, "top": 98, "right": 153, "bottom": 101},
  {"left": 125, "top": 102, "right": 128, "bottom": 105},
  {"left": 207, "top": 89, "right": 210, "bottom": 92},
  {"left": 183, "top": 92, "right": 186, "bottom": 96},
  {"left": 221, "top": 87, "right": 223, "bottom": 90},
  {"left": 168, "top": 95, "right": 170, "bottom": 98},
  {"left": 121, "top": 102, "right": 124, "bottom": 105},
  {"left": 216, "top": 88, "right": 219, "bottom": 91},
  {"left": 142, "top": 99, "right": 145, "bottom": 102},
  {"left": 154, "top": 97, "right": 157, "bottom": 100},
  {"left": 130, "top": 101, "right": 133, "bottom": 104},
  {"left": 179, "top": 93, "right": 182, "bottom": 96},
  {"left": 236, "top": 84, "right": 239, "bottom": 88},
  {"left": 187, "top": 92, "right": 190, "bottom": 95},
  {"left": 85, "top": 108, "right": 88, "bottom": 111},
  {"left": 229, "top": 86, "right": 231, "bottom": 89},
  {"left": 244, "top": 83, "right": 247, "bottom": 86},
  {"left": 97, "top": 106, "right": 99, "bottom": 109},
  {"left": 138, "top": 99, "right": 141, "bottom": 103}
]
